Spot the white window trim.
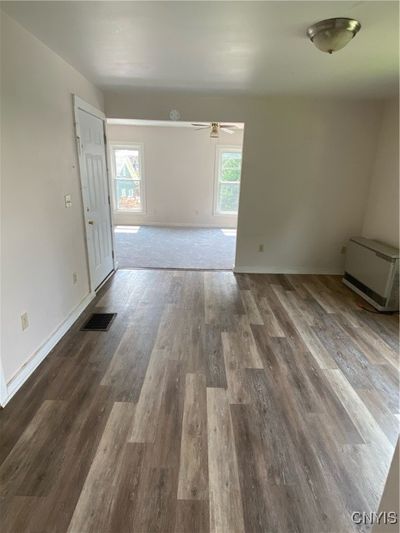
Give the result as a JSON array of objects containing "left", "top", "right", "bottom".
[
  {"left": 109, "top": 141, "right": 146, "bottom": 214},
  {"left": 213, "top": 145, "right": 242, "bottom": 216}
]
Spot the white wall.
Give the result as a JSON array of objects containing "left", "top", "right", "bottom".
[
  {"left": 1, "top": 12, "right": 104, "bottom": 388},
  {"left": 106, "top": 124, "right": 243, "bottom": 228},
  {"left": 362, "top": 98, "right": 399, "bottom": 249},
  {"left": 105, "top": 89, "right": 383, "bottom": 274},
  {"left": 1, "top": 11, "right": 394, "bottom": 400}
]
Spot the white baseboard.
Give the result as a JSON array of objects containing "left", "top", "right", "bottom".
[
  {"left": 114, "top": 222, "right": 237, "bottom": 229},
  {"left": 0, "top": 291, "right": 96, "bottom": 407},
  {"left": 233, "top": 266, "right": 344, "bottom": 275}
]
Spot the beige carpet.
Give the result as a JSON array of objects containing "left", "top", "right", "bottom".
[{"left": 114, "top": 225, "right": 237, "bottom": 269}]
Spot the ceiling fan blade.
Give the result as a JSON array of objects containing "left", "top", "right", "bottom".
[
  {"left": 192, "top": 123, "right": 209, "bottom": 127},
  {"left": 221, "top": 127, "right": 234, "bottom": 134},
  {"left": 220, "top": 124, "right": 236, "bottom": 129},
  {"left": 195, "top": 127, "right": 209, "bottom": 131}
]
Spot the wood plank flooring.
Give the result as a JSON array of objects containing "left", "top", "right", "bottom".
[{"left": 0, "top": 269, "right": 399, "bottom": 532}]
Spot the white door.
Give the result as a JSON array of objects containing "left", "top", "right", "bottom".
[{"left": 74, "top": 97, "right": 114, "bottom": 290}]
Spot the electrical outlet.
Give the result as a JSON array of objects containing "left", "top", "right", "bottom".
[
  {"left": 21, "top": 312, "right": 29, "bottom": 331},
  {"left": 258, "top": 244, "right": 264, "bottom": 252},
  {"left": 73, "top": 272, "right": 78, "bottom": 284}
]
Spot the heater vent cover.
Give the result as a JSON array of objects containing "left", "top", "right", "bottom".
[{"left": 343, "top": 237, "right": 399, "bottom": 312}]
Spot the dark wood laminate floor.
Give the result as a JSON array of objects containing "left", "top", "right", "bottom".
[{"left": 0, "top": 270, "right": 399, "bottom": 533}]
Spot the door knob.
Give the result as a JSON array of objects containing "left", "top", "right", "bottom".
[{"left": 88, "top": 220, "right": 94, "bottom": 225}]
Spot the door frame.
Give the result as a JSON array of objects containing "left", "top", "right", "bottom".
[{"left": 73, "top": 95, "right": 116, "bottom": 292}]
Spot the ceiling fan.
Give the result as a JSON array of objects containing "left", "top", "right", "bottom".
[{"left": 191, "top": 122, "right": 235, "bottom": 137}]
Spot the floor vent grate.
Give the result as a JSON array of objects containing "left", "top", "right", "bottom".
[{"left": 81, "top": 313, "right": 117, "bottom": 331}]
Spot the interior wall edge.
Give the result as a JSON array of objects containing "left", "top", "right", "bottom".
[
  {"left": 0, "top": 358, "right": 8, "bottom": 407},
  {"left": 1, "top": 12, "right": 105, "bottom": 386},
  {"left": 0, "top": 291, "right": 96, "bottom": 408},
  {"left": 361, "top": 97, "right": 399, "bottom": 249}
]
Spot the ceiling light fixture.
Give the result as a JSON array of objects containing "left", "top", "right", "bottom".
[
  {"left": 307, "top": 17, "right": 361, "bottom": 54},
  {"left": 210, "top": 122, "right": 219, "bottom": 138}
]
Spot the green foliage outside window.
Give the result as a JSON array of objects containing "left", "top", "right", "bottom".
[
  {"left": 220, "top": 152, "right": 241, "bottom": 182},
  {"left": 218, "top": 150, "right": 242, "bottom": 213},
  {"left": 113, "top": 148, "right": 142, "bottom": 210}
]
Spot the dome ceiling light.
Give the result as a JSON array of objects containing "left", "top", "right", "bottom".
[{"left": 307, "top": 17, "right": 361, "bottom": 54}]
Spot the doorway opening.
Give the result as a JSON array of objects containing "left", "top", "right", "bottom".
[{"left": 106, "top": 119, "right": 245, "bottom": 270}]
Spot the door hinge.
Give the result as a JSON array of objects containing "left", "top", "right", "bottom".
[
  {"left": 112, "top": 250, "right": 115, "bottom": 259},
  {"left": 108, "top": 195, "right": 111, "bottom": 205}
]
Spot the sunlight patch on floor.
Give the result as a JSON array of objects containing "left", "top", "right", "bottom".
[
  {"left": 221, "top": 228, "right": 237, "bottom": 236},
  {"left": 114, "top": 225, "right": 141, "bottom": 234}
]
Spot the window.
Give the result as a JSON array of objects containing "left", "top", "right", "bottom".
[
  {"left": 110, "top": 144, "right": 144, "bottom": 212},
  {"left": 215, "top": 147, "right": 242, "bottom": 215}
]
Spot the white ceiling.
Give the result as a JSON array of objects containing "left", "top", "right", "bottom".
[{"left": 2, "top": 1, "right": 399, "bottom": 97}]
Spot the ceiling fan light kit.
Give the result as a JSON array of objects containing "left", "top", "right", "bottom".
[
  {"left": 210, "top": 122, "right": 219, "bottom": 138},
  {"left": 191, "top": 122, "right": 235, "bottom": 138},
  {"left": 307, "top": 17, "right": 361, "bottom": 54}
]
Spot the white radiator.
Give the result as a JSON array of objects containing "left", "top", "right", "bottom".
[{"left": 343, "top": 237, "right": 399, "bottom": 312}]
